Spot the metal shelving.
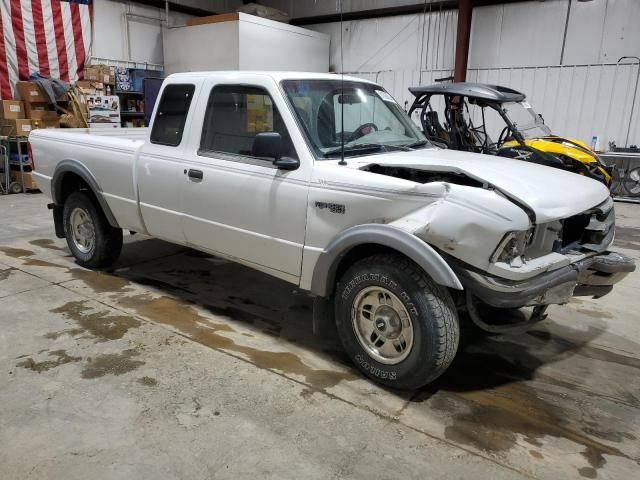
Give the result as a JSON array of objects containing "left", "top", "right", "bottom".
[{"left": 0, "top": 135, "right": 29, "bottom": 194}]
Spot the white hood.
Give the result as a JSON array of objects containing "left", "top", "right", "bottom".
[{"left": 351, "top": 148, "right": 610, "bottom": 223}]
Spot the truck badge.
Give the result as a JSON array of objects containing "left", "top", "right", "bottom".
[{"left": 315, "top": 201, "right": 346, "bottom": 214}]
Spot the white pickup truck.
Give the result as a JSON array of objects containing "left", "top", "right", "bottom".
[{"left": 30, "top": 71, "right": 634, "bottom": 389}]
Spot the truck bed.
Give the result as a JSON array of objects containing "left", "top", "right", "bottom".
[{"left": 30, "top": 127, "right": 147, "bottom": 233}]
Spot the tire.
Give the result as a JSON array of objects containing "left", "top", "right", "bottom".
[
  {"left": 63, "top": 191, "right": 122, "bottom": 268},
  {"left": 335, "top": 253, "right": 459, "bottom": 390}
]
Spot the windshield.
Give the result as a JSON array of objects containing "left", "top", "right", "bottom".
[
  {"left": 281, "top": 79, "right": 430, "bottom": 159},
  {"left": 502, "top": 101, "right": 551, "bottom": 139}
]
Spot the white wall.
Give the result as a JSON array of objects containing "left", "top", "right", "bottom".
[
  {"left": 91, "top": 0, "right": 193, "bottom": 67},
  {"left": 304, "top": 0, "right": 640, "bottom": 149}
]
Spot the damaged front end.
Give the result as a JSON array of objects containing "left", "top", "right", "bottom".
[
  {"left": 450, "top": 250, "right": 635, "bottom": 333},
  {"left": 445, "top": 195, "right": 635, "bottom": 333},
  {"left": 358, "top": 159, "right": 634, "bottom": 332},
  {"left": 451, "top": 250, "right": 635, "bottom": 310}
]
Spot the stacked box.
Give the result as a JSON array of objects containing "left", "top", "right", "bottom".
[
  {"left": 2, "top": 118, "right": 32, "bottom": 136},
  {"left": 14, "top": 81, "right": 61, "bottom": 130},
  {"left": 0, "top": 100, "right": 24, "bottom": 119},
  {"left": 15, "top": 82, "right": 47, "bottom": 102},
  {"left": 85, "top": 64, "right": 115, "bottom": 85},
  {"left": 84, "top": 65, "right": 101, "bottom": 82},
  {"left": 77, "top": 80, "right": 105, "bottom": 96},
  {"left": 101, "top": 65, "right": 116, "bottom": 85},
  {"left": 0, "top": 99, "right": 32, "bottom": 136}
]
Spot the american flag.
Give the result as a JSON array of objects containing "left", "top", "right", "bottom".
[{"left": 0, "top": 0, "right": 93, "bottom": 99}]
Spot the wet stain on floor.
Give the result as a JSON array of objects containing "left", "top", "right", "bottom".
[
  {"left": 8, "top": 238, "right": 639, "bottom": 477},
  {"left": 582, "top": 426, "right": 637, "bottom": 443},
  {"left": 415, "top": 333, "right": 635, "bottom": 478},
  {"left": 1, "top": 246, "right": 134, "bottom": 293},
  {"left": 115, "top": 294, "right": 355, "bottom": 395},
  {"left": 527, "top": 329, "right": 640, "bottom": 371},
  {"left": 48, "top": 300, "right": 141, "bottom": 342},
  {"left": 16, "top": 350, "right": 82, "bottom": 373},
  {"left": 0, "top": 247, "right": 34, "bottom": 258},
  {"left": 29, "top": 239, "right": 67, "bottom": 252},
  {"left": 81, "top": 349, "right": 145, "bottom": 379},
  {"left": 68, "top": 268, "right": 133, "bottom": 293}
]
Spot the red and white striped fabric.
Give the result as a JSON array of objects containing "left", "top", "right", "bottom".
[{"left": 0, "top": 0, "right": 93, "bottom": 99}]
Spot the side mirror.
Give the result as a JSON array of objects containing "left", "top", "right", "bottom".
[
  {"left": 273, "top": 156, "right": 300, "bottom": 170},
  {"left": 252, "top": 132, "right": 300, "bottom": 171},
  {"left": 253, "top": 132, "right": 282, "bottom": 159}
]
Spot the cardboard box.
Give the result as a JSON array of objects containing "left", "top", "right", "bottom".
[
  {"left": 11, "top": 171, "right": 39, "bottom": 191},
  {"left": 0, "top": 100, "right": 25, "bottom": 120},
  {"left": 2, "top": 118, "right": 32, "bottom": 136},
  {"left": 99, "top": 65, "right": 116, "bottom": 85},
  {"left": 29, "top": 110, "right": 59, "bottom": 121},
  {"left": 84, "top": 66, "right": 101, "bottom": 82},
  {"left": 33, "top": 118, "right": 60, "bottom": 129},
  {"left": 24, "top": 102, "right": 48, "bottom": 118},
  {"left": 15, "top": 81, "right": 47, "bottom": 103},
  {"left": 76, "top": 80, "right": 104, "bottom": 96}
]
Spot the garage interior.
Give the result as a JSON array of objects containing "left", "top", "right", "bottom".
[{"left": 1, "top": 1, "right": 639, "bottom": 479}]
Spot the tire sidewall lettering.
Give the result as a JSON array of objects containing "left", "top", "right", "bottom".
[
  {"left": 355, "top": 354, "right": 397, "bottom": 380},
  {"left": 342, "top": 270, "right": 418, "bottom": 317}
]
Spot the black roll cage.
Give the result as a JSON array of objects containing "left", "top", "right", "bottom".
[{"left": 408, "top": 92, "right": 526, "bottom": 153}]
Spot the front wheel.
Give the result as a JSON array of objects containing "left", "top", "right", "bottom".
[
  {"left": 63, "top": 191, "right": 123, "bottom": 268},
  {"left": 335, "top": 254, "right": 459, "bottom": 390}
]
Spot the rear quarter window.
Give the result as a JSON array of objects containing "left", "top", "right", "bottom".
[{"left": 150, "top": 84, "right": 195, "bottom": 146}]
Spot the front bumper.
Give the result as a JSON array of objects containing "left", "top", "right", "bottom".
[{"left": 451, "top": 251, "right": 635, "bottom": 308}]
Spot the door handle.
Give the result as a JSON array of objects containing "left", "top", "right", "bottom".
[{"left": 187, "top": 169, "right": 203, "bottom": 180}]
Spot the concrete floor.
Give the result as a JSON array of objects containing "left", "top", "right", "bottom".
[{"left": 1, "top": 193, "right": 639, "bottom": 480}]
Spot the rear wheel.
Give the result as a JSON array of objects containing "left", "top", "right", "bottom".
[
  {"left": 63, "top": 191, "right": 122, "bottom": 268},
  {"left": 335, "top": 254, "right": 459, "bottom": 390}
]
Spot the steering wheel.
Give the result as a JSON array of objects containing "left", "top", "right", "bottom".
[
  {"left": 347, "top": 123, "right": 378, "bottom": 142},
  {"left": 494, "top": 125, "right": 511, "bottom": 149}
]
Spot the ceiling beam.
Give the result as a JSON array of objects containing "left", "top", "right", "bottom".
[
  {"left": 126, "top": 0, "right": 217, "bottom": 18},
  {"left": 290, "top": 0, "right": 529, "bottom": 26}
]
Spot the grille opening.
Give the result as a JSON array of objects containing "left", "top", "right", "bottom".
[{"left": 561, "top": 214, "right": 590, "bottom": 248}]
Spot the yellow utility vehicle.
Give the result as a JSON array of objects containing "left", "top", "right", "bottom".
[{"left": 408, "top": 82, "right": 613, "bottom": 187}]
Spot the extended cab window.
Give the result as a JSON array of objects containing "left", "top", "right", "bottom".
[
  {"left": 199, "top": 85, "right": 297, "bottom": 160},
  {"left": 150, "top": 84, "right": 195, "bottom": 146}
]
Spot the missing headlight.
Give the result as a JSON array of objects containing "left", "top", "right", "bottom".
[{"left": 490, "top": 229, "right": 534, "bottom": 264}]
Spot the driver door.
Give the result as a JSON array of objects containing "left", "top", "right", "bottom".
[{"left": 179, "top": 76, "right": 311, "bottom": 283}]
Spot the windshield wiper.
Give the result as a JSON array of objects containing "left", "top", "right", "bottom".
[
  {"left": 404, "top": 139, "right": 430, "bottom": 149},
  {"left": 324, "top": 143, "right": 411, "bottom": 158}
]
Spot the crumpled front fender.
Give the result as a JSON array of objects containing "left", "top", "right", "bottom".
[{"left": 310, "top": 223, "right": 463, "bottom": 297}]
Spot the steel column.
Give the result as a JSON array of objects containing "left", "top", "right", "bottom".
[{"left": 453, "top": 0, "right": 473, "bottom": 82}]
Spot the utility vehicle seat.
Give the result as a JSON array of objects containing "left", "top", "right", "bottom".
[{"left": 423, "top": 110, "right": 451, "bottom": 146}]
